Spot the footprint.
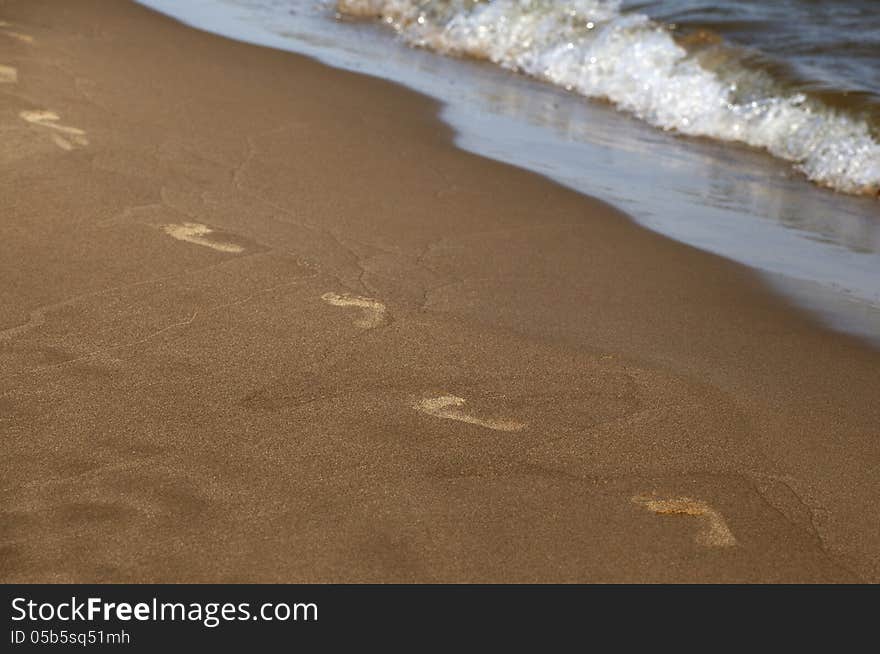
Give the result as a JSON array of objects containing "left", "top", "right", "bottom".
[
  {"left": 321, "top": 292, "right": 386, "bottom": 329},
  {"left": 1, "top": 29, "right": 34, "bottom": 44},
  {"left": 161, "top": 222, "right": 244, "bottom": 254},
  {"left": 19, "top": 110, "right": 88, "bottom": 150},
  {"left": 0, "top": 65, "right": 17, "bottom": 83},
  {"left": 0, "top": 308, "right": 45, "bottom": 343},
  {"left": 413, "top": 395, "right": 526, "bottom": 432},
  {"left": 632, "top": 495, "right": 736, "bottom": 547}
]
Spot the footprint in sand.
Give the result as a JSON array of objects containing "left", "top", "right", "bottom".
[
  {"left": 321, "top": 292, "right": 386, "bottom": 329},
  {"left": 0, "top": 23, "right": 34, "bottom": 44},
  {"left": 632, "top": 495, "right": 736, "bottom": 547},
  {"left": 161, "top": 222, "right": 244, "bottom": 254},
  {"left": 0, "top": 65, "right": 17, "bottom": 83},
  {"left": 20, "top": 110, "right": 88, "bottom": 150},
  {"left": 414, "top": 395, "right": 527, "bottom": 432},
  {"left": 0, "top": 308, "right": 45, "bottom": 343}
]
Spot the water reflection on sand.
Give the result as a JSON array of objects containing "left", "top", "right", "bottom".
[{"left": 138, "top": 0, "right": 880, "bottom": 344}]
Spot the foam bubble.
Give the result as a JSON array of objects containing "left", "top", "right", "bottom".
[{"left": 337, "top": 0, "right": 880, "bottom": 196}]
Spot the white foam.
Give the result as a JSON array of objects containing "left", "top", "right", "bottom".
[{"left": 338, "top": 0, "right": 880, "bottom": 196}]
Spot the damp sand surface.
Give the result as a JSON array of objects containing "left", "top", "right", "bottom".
[{"left": 1, "top": 0, "right": 879, "bottom": 583}]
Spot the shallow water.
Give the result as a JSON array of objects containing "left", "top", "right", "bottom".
[
  {"left": 136, "top": 0, "right": 880, "bottom": 344},
  {"left": 337, "top": 0, "right": 879, "bottom": 196},
  {"left": 630, "top": 0, "right": 880, "bottom": 112}
]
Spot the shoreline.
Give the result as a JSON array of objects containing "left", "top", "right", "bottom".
[
  {"left": 1, "top": 0, "right": 879, "bottom": 582},
  {"left": 135, "top": 0, "right": 880, "bottom": 348}
]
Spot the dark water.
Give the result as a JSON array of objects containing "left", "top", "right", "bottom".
[
  {"left": 630, "top": 0, "right": 880, "bottom": 124},
  {"left": 333, "top": 0, "right": 878, "bottom": 195}
]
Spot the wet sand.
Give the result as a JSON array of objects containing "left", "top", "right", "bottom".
[{"left": 1, "top": 0, "right": 878, "bottom": 583}]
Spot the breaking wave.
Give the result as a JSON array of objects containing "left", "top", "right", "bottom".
[{"left": 337, "top": 0, "right": 880, "bottom": 196}]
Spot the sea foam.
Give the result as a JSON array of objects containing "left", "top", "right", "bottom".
[{"left": 337, "top": 0, "right": 880, "bottom": 196}]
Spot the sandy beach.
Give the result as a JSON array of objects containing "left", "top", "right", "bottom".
[{"left": 1, "top": 0, "right": 878, "bottom": 582}]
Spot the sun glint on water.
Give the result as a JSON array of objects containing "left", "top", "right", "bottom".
[{"left": 337, "top": 0, "right": 880, "bottom": 197}]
